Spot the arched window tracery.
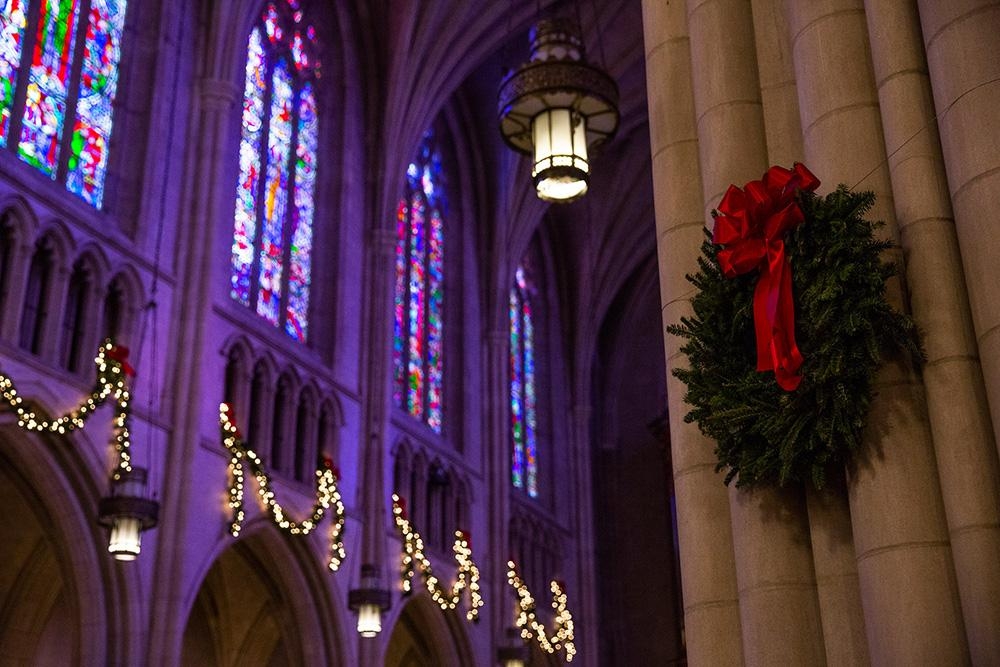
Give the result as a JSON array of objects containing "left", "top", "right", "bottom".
[
  {"left": 0, "top": 0, "right": 130, "bottom": 207},
  {"left": 510, "top": 264, "right": 538, "bottom": 497},
  {"left": 230, "top": 1, "right": 319, "bottom": 342},
  {"left": 392, "top": 132, "right": 445, "bottom": 433}
]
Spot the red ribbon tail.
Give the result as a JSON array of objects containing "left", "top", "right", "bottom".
[
  {"left": 752, "top": 272, "right": 775, "bottom": 372},
  {"left": 771, "top": 255, "right": 803, "bottom": 390}
]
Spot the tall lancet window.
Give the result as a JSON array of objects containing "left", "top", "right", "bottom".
[
  {"left": 510, "top": 265, "right": 537, "bottom": 497},
  {"left": 393, "top": 133, "right": 445, "bottom": 432},
  {"left": 0, "top": 0, "right": 129, "bottom": 207},
  {"left": 230, "top": 1, "right": 319, "bottom": 341}
]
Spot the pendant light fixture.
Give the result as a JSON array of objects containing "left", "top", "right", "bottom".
[
  {"left": 498, "top": 18, "right": 619, "bottom": 203},
  {"left": 497, "top": 626, "right": 529, "bottom": 667},
  {"left": 349, "top": 563, "right": 391, "bottom": 637},
  {"left": 98, "top": 467, "right": 159, "bottom": 561}
]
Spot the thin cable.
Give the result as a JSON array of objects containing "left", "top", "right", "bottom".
[
  {"left": 850, "top": 76, "right": 1000, "bottom": 190},
  {"left": 587, "top": 0, "right": 608, "bottom": 71},
  {"left": 140, "top": 10, "right": 185, "bottom": 497}
]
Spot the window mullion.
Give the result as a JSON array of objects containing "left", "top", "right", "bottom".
[
  {"left": 247, "top": 43, "right": 276, "bottom": 313},
  {"left": 55, "top": 0, "right": 93, "bottom": 184},
  {"left": 6, "top": 0, "right": 43, "bottom": 152}
]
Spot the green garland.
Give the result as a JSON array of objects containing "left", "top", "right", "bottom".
[{"left": 669, "top": 186, "right": 923, "bottom": 489}]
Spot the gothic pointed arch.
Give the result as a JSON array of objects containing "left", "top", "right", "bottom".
[
  {"left": 384, "top": 592, "right": 474, "bottom": 667},
  {"left": 180, "top": 524, "right": 346, "bottom": 666},
  {"left": 0, "top": 423, "right": 132, "bottom": 664}
]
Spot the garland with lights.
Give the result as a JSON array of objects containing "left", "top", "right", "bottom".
[
  {"left": 391, "top": 494, "right": 484, "bottom": 622},
  {"left": 219, "top": 403, "right": 346, "bottom": 571},
  {"left": 0, "top": 340, "right": 134, "bottom": 478},
  {"left": 669, "top": 168, "right": 923, "bottom": 489},
  {"left": 507, "top": 560, "right": 576, "bottom": 662}
]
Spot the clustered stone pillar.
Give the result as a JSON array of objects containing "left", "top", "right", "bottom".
[
  {"left": 865, "top": 0, "right": 1000, "bottom": 662},
  {"left": 686, "top": 0, "right": 826, "bottom": 664},
  {"left": 917, "top": 2, "right": 1000, "bottom": 452},
  {"left": 640, "top": 0, "right": 743, "bottom": 664},
  {"left": 749, "top": 6, "right": 869, "bottom": 660},
  {"left": 786, "top": 0, "right": 968, "bottom": 662},
  {"left": 643, "top": 0, "right": 1000, "bottom": 663}
]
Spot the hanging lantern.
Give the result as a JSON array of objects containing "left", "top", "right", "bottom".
[
  {"left": 498, "top": 18, "right": 619, "bottom": 203},
  {"left": 348, "top": 564, "right": 391, "bottom": 637},
  {"left": 97, "top": 467, "right": 159, "bottom": 561},
  {"left": 497, "top": 626, "right": 529, "bottom": 667}
]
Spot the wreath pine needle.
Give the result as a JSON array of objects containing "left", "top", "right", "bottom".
[{"left": 669, "top": 186, "right": 923, "bottom": 489}]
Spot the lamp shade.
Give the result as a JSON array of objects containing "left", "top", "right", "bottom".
[
  {"left": 532, "top": 108, "right": 589, "bottom": 201},
  {"left": 498, "top": 18, "right": 619, "bottom": 203},
  {"left": 348, "top": 564, "right": 391, "bottom": 637},
  {"left": 356, "top": 602, "right": 383, "bottom": 638},
  {"left": 97, "top": 467, "right": 159, "bottom": 562},
  {"left": 108, "top": 515, "right": 142, "bottom": 561}
]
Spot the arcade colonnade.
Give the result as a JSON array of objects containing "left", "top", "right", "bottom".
[{"left": 643, "top": 0, "right": 1000, "bottom": 664}]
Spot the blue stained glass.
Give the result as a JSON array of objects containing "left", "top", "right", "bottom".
[
  {"left": 0, "top": 0, "right": 29, "bottom": 147},
  {"left": 285, "top": 82, "right": 317, "bottom": 341},
  {"left": 510, "top": 288, "right": 524, "bottom": 489},
  {"left": 393, "top": 133, "right": 446, "bottom": 432},
  {"left": 256, "top": 58, "right": 293, "bottom": 324},
  {"left": 230, "top": 7, "right": 320, "bottom": 339},
  {"left": 510, "top": 265, "right": 537, "bottom": 496},
  {"left": 230, "top": 27, "right": 267, "bottom": 306},
  {"left": 19, "top": 0, "right": 81, "bottom": 174},
  {"left": 393, "top": 199, "right": 408, "bottom": 404},
  {"left": 65, "top": 0, "right": 127, "bottom": 207}
]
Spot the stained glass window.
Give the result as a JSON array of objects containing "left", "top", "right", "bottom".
[
  {"left": 510, "top": 265, "right": 537, "bottom": 497},
  {"left": 230, "top": 1, "right": 319, "bottom": 342},
  {"left": 0, "top": 0, "right": 128, "bottom": 207},
  {"left": 393, "top": 133, "right": 445, "bottom": 432}
]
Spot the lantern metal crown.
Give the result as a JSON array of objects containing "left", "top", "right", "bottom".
[{"left": 498, "top": 18, "right": 619, "bottom": 203}]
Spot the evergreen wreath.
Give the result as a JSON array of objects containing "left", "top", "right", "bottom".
[{"left": 669, "top": 183, "right": 923, "bottom": 489}]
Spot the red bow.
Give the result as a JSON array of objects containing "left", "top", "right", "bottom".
[
  {"left": 107, "top": 345, "right": 136, "bottom": 377},
  {"left": 322, "top": 456, "right": 340, "bottom": 479},
  {"left": 712, "top": 163, "right": 819, "bottom": 391},
  {"left": 221, "top": 402, "right": 242, "bottom": 438}
]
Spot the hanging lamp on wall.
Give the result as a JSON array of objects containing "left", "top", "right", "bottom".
[
  {"left": 497, "top": 626, "right": 529, "bottom": 667},
  {"left": 349, "top": 563, "right": 391, "bottom": 637},
  {"left": 498, "top": 18, "right": 619, "bottom": 203},
  {"left": 98, "top": 467, "right": 159, "bottom": 561}
]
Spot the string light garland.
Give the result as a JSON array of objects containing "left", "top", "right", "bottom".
[
  {"left": 219, "top": 402, "right": 346, "bottom": 571},
  {"left": 0, "top": 340, "right": 134, "bottom": 478},
  {"left": 506, "top": 560, "right": 576, "bottom": 662},
  {"left": 391, "top": 494, "right": 484, "bottom": 622}
]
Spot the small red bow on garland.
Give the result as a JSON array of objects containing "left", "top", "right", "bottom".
[
  {"left": 712, "top": 163, "right": 820, "bottom": 391},
  {"left": 107, "top": 345, "right": 136, "bottom": 377}
]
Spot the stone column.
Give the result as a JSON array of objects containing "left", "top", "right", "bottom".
[
  {"left": 484, "top": 329, "right": 513, "bottom": 658},
  {"left": 784, "top": 0, "right": 969, "bottom": 663},
  {"left": 750, "top": 0, "right": 804, "bottom": 165},
  {"left": 570, "top": 403, "right": 600, "bottom": 667},
  {"left": 146, "top": 68, "right": 242, "bottom": 665},
  {"left": 865, "top": 0, "right": 1000, "bottom": 662},
  {"left": 752, "top": 4, "right": 870, "bottom": 662},
  {"left": 642, "top": 1, "right": 743, "bottom": 664},
  {"left": 917, "top": 1, "right": 1000, "bottom": 458},
  {"left": 685, "top": 1, "right": 826, "bottom": 664},
  {"left": 356, "top": 226, "right": 397, "bottom": 667}
]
